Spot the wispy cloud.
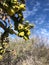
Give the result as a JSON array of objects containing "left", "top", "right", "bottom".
[
  {"left": 43, "top": 2, "right": 49, "bottom": 11},
  {"left": 46, "top": 0, "right": 49, "bottom": 6},
  {"left": 30, "top": 28, "right": 49, "bottom": 45},
  {"left": 35, "top": 15, "right": 46, "bottom": 24},
  {"left": 23, "top": 1, "right": 41, "bottom": 18},
  {"left": 35, "top": 1, "right": 40, "bottom": 7},
  {"left": 42, "top": 21, "right": 49, "bottom": 28},
  {"left": 35, "top": 28, "right": 49, "bottom": 38},
  {"left": 44, "top": 8, "right": 49, "bottom": 11}
]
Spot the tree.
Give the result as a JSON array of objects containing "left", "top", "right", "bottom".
[{"left": 0, "top": 0, "right": 34, "bottom": 60}]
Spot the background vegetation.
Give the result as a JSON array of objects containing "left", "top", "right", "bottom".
[{"left": 0, "top": 35, "right": 49, "bottom": 65}]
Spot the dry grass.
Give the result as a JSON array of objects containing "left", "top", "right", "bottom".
[{"left": 0, "top": 37, "right": 49, "bottom": 65}]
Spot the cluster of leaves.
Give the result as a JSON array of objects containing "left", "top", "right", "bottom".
[{"left": 0, "top": 0, "right": 34, "bottom": 60}]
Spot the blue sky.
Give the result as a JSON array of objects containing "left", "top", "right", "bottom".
[
  {"left": 23, "top": 0, "right": 49, "bottom": 38},
  {"left": 0, "top": 0, "right": 49, "bottom": 39}
]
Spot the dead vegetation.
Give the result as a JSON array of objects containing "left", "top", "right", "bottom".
[{"left": 0, "top": 36, "right": 49, "bottom": 65}]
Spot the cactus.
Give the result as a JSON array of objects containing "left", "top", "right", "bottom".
[{"left": 0, "top": 0, "right": 34, "bottom": 58}]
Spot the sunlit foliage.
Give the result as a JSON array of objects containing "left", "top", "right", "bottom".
[{"left": 0, "top": 0, "right": 34, "bottom": 60}]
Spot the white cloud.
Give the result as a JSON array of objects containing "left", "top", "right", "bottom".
[
  {"left": 44, "top": 8, "right": 49, "bottom": 11},
  {"left": 23, "top": 7, "right": 38, "bottom": 18},
  {"left": 46, "top": 1, "right": 49, "bottom": 6},
  {"left": 47, "top": 3, "right": 49, "bottom": 6},
  {"left": 23, "top": 7, "right": 32, "bottom": 18},
  {"left": 23, "top": 1, "right": 41, "bottom": 18},
  {"left": 43, "top": 1, "right": 49, "bottom": 11},
  {"left": 35, "top": 15, "right": 46, "bottom": 24},
  {"left": 35, "top": 1, "right": 40, "bottom": 7},
  {"left": 40, "top": 29, "right": 48, "bottom": 34},
  {"left": 30, "top": 28, "right": 49, "bottom": 45},
  {"left": 36, "top": 28, "right": 49, "bottom": 38},
  {"left": 36, "top": 28, "right": 49, "bottom": 45},
  {"left": 43, "top": 22, "right": 49, "bottom": 28}
]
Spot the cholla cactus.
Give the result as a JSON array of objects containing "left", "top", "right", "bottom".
[{"left": 0, "top": 0, "right": 34, "bottom": 58}]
